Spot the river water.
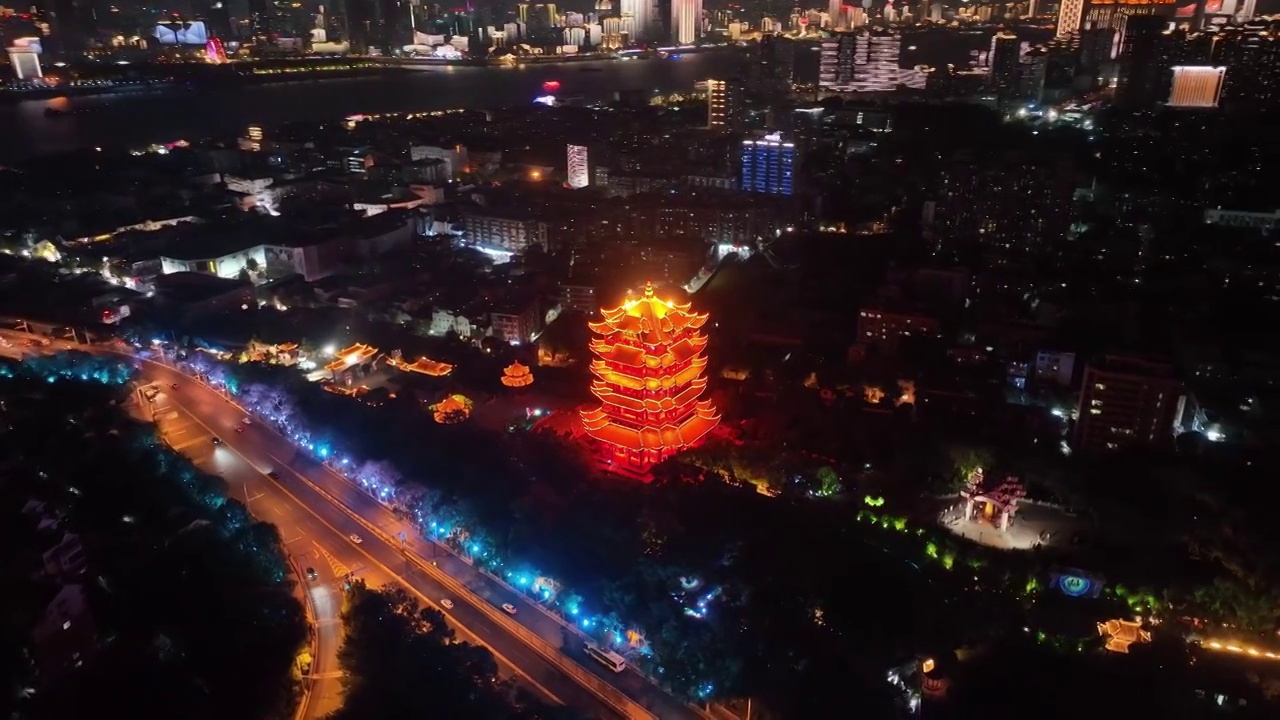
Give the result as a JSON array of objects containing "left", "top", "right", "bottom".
[{"left": 0, "top": 52, "right": 745, "bottom": 161}]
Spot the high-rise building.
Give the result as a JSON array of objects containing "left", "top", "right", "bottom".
[
  {"left": 706, "top": 78, "right": 740, "bottom": 129},
  {"left": 1056, "top": 0, "right": 1174, "bottom": 38},
  {"left": 1074, "top": 356, "right": 1183, "bottom": 453},
  {"left": 671, "top": 0, "right": 700, "bottom": 44},
  {"left": 818, "top": 31, "right": 926, "bottom": 92},
  {"left": 7, "top": 38, "right": 42, "bottom": 79},
  {"left": 1211, "top": 21, "right": 1280, "bottom": 112},
  {"left": 567, "top": 144, "right": 590, "bottom": 188},
  {"left": 579, "top": 282, "right": 721, "bottom": 471},
  {"left": 47, "top": 0, "right": 95, "bottom": 58},
  {"left": 620, "top": 0, "right": 647, "bottom": 40},
  {"left": 1167, "top": 65, "right": 1225, "bottom": 107},
  {"left": 740, "top": 133, "right": 796, "bottom": 196},
  {"left": 1114, "top": 14, "right": 1174, "bottom": 107},
  {"left": 828, "top": 0, "right": 844, "bottom": 29},
  {"left": 989, "top": 31, "right": 1022, "bottom": 96}
]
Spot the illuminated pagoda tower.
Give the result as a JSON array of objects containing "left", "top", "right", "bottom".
[
  {"left": 501, "top": 361, "right": 534, "bottom": 388},
  {"left": 580, "top": 282, "right": 721, "bottom": 471}
]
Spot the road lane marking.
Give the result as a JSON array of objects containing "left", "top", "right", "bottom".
[{"left": 139, "top": 366, "right": 612, "bottom": 715}]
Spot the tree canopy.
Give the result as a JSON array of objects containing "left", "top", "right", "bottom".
[
  {"left": 330, "top": 582, "right": 579, "bottom": 720},
  {"left": 0, "top": 363, "right": 307, "bottom": 720}
]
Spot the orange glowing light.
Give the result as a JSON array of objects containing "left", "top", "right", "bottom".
[
  {"left": 1203, "top": 640, "right": 1280, "bottom": 660},
  {"left": 388, "top": 355, "right": 454, "bottom": 377},
  {"left": 501, "top": 361, "right": 534, "bottom": 388},
  {"left": 324, "top": 343, "right": 378, "bottom": 372},
  {"left": 579, "top": 281, "right": 720, "bottom": 470},
  {"left": 432, "top": 394, "right": 473, "bottom": 424},
  {"left": 1098, "top": 619, "right": 1150, "bottom": 653}
]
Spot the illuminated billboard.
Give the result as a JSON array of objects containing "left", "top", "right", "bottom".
[{"left": 154, "top": 21, "right": 209, "bottom": 45}]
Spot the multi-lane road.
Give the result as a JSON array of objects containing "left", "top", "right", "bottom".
[
  {"left": 1, "top": 329, "right": 703, "bottom": 720},
  {"left": 141, "top": 382, "right": 593, "bottom": 718}
]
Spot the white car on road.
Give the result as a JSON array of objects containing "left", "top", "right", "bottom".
[
  {"left": 440, "top": 599, "right": 454, "bottom": 610},
  {"left": 349, "top": 534, "right": 363, "bottom": 544},
  {"left": 501, "top": 603, "right": 517, "bottom": 616}
]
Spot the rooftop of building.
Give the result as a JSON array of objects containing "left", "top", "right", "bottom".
[
  {"left": 1089, "top": 354, "right": 1179, "bottom": 379},
  {"left": 152, "top": 271, "right": 251, "bottom": 305},
  {"left": 153, "top": 209, "right": 410, "bottom": 261}
]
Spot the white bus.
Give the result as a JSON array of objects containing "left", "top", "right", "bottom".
[{"left": 584, "top": 642, "right": 626, "bottom": 673}]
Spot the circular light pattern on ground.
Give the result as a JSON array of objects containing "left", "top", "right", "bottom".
[{"left": 1058, "top": 574, "right": 1092, "bottom": 597}]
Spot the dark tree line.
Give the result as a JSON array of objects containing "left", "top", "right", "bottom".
[
  {"left": 0, "top": 366, "right": 307, "bottom": 720},
  {"left": 330, "top": 582, "right": 579, "bottom": 720}
]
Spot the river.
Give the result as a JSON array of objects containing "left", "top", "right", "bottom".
[{"left": 0, "top": 52, "right": 745, "bottom": 161}]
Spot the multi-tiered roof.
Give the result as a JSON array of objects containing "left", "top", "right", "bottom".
[{"left": 579, "top": 282, "right": 720, "bottom": 469}]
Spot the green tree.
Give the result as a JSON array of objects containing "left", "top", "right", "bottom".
[
  {"left": 948, "top": 445, "right": 994, "bottom": 491},
  {"left": 330, "top": 582, "right": 575, "bottom": 720},
  {"left": 814, "top": 466, "right": 841, "bottom": 497}
]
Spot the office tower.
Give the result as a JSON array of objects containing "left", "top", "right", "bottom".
[
  {"left": 47, "top": 0, "right": 95, "bottom": 57},
  {"left": 1056, "top": 0, "right": 1086, "bottom": 37},
  {"left": 1167, "top": 65, "right": 1225, "bottom": 107},
  {"left": 1075, "top": 356, "right": 1182, "bottom": 453},
  {"left": 7, "top": 38, "right": 42, "bottom": 79},
  {"left": 1058, "top": 0, "right": 1174, "bottom": 38},
  {"left": 602, "top": 16, "right": 622, "bottom": 47},
  {"left": 989, "top": 31, "right": 1021, "bottom": 96},
  {"left": 819, "top": 30, "right": 926, "bottom": 92},
  {"left": 740, "top": 133, "right": 796, "bottom": 196},
  {"left": 706, "top": 78, "right": 741, "bottom": 129},
  {"left": 819, "top": 32, "right": 856, "bottom": 88},
  {"left": 567, "top": 145, "right": 589, "bottom": 188},
  {"left": 1212, "top": 22, "right": 1280, "bottom": 112},
  {"left": 1019, "top": 47, "right": 1049, "bottom": 102},
  {"left": 199, "top": 0, "right": 234, "bottom": 39},
  {"left": 671, "top": 0, "right": 700, "bottom": 44},
  {"left": 1115, "top": 14, "right": 1174, "bottom": 108},
  {"left": 759, "top": 34, "right": 798, "bottom": 84},
  {"left": 347, "top": 0, "right": 374, "bottom": 52},
  {"left": 620, "top": 0, "right": 646, "bottom": 39}
]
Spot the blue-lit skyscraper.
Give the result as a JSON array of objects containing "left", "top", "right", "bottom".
[{"left": 740, "top": 133, "right": 795, "bottom": 196}]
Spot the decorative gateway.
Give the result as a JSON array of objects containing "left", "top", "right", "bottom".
[{"left": 579, "top": 282, "right": 720, "bottom": 471}]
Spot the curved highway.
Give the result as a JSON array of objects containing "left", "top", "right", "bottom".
[{"left": 0, "top": 328, "right": 698, "bottom": 720}]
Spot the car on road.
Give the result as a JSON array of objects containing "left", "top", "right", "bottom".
[
  {"left": 440, "top": 599, "right": 454, "bottom": 610},
  {"left": 211, "top": 436, "right": 221, "bottom": 445},
  {"left": 234, "top": 425, "right": 245, "bottom": 433},
  {"left": 265, "top": 470, "right": 280, "bottom": 480},
  {"left": 306, "top": 567, "right": 318, "bottom": 581},
  {"left": 170, "top": 383, "right": 179, "bottom": 389},
  {"left": 241, "top": 417, "right": 251, "bottom": 425},
  {"left": 349, "top": 534, "right": 363, "bottom": 544},
  {"left": 501, "top": 603, "right": 517, "bottom": 616}
]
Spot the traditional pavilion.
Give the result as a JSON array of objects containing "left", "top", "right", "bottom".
[
  {"left": 432, "top": 394, "right": 472, "bottom": 424},
  {"left": 388, "top": 355, "right": 454, "bottom": 377},
  {"left": 324, "top": 343, "right": 378, "bottom": 374},
  {"left": 960, "top": 469, "right": 1026, "bottom": 532},
  {"left": 579, "top": 282, "right": 720, "bottom": 471},
  {"left": 1098, "top": 619, "right": 1151, "bottom": 653},
  {"left": 501, "top": 361, "right": 534, "bottom": 388}
]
